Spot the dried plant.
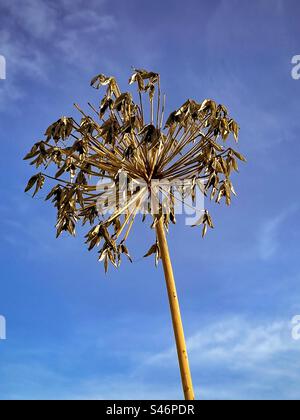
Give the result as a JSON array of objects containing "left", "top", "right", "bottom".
[{"left": 24, "top": 68, "right": 245, "bottom": 400}]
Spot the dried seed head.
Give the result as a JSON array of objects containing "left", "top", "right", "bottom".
[{"left": 24, "top": 69, "right": 244, "bottom": 271}]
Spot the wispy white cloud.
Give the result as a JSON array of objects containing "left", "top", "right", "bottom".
[
  {"left": 2, "top": 0, "right": 116, "bottom": 64},
  {"left": 145, "top": 317, "right": 297, "bottom": 368},
  {"left": 1, "top": 315, "right": 299, "bottom": 400},
  {"left": 0, "top": 0, "right": 116, "bottom": 107},
  {"left": 258, "top": 213, "right": 287, "bottom": 260},
  {"left": 1, "top": 0, "right": 57, "bottom": 39},
  {"left": 258, "top": 206, "right": 298, "bottom": 261},
  {"left": 140, "top": 316, "right": 300, "bottom": 399}
]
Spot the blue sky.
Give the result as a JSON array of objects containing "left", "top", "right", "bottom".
[{"left": 0, "top": 0, "right": 300, "bottom": 400}]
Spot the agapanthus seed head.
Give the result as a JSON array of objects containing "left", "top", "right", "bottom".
[{"left": 24, "top": 69, "right": 245, "bottom": 272}]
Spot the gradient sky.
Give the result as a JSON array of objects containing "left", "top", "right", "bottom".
[{"left": 0, "top": 0, "right": 300, "bottom": 400}]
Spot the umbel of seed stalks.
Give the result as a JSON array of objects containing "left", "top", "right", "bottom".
[{"left": 24, "top": 68, "right": 245, "bottom": 272}]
